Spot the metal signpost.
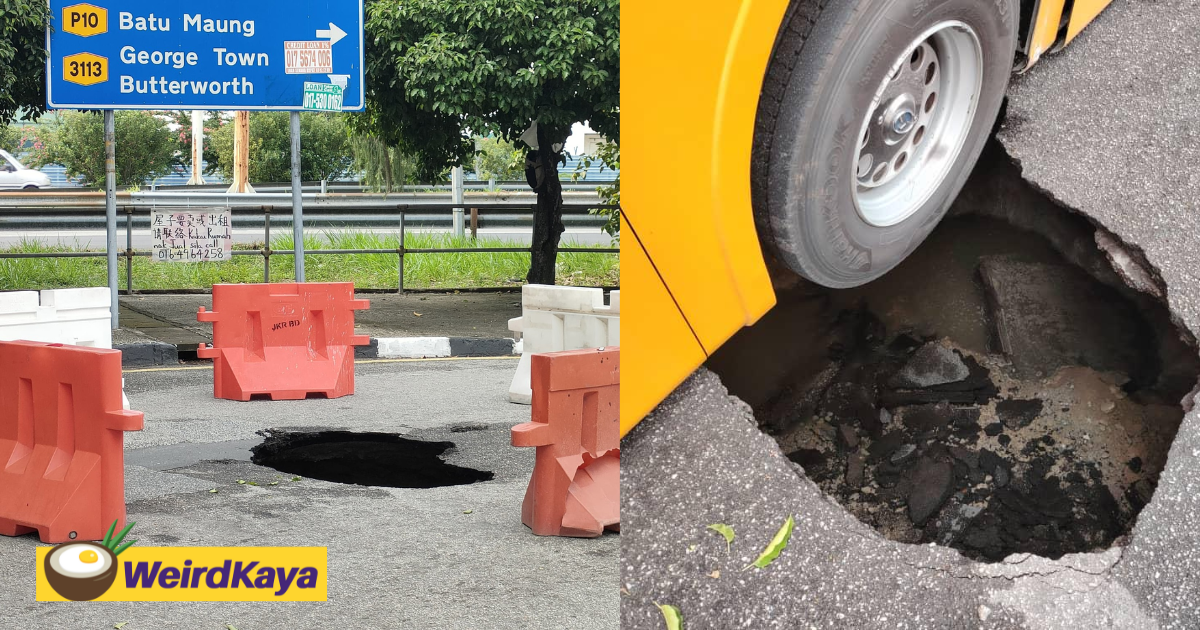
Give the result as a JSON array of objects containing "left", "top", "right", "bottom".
[{"left": 47, "top": 0, "right": 365, "bottom": 326}]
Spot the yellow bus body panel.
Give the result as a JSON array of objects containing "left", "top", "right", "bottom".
[{"left": 621, "top": 0, "right": 788, "bottom": 436}]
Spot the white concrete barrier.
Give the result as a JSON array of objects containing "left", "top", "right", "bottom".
[
  {"left": 0, "top": 288, "right": 127, "bottom": 408},
  {"left": 508, "top": 285, "right": 619, "bottom": 404},
  {"left": 0, "top": 288, "right": 112, "bottom": 347}
]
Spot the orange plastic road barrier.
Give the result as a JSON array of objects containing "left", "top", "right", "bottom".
[
  {"left": 0, "top": 341, "right": 143, "bottom": 543},
  {"left": 511, "top": 347, "right": 619, "bottom": 537},
  {"left": 197, "top": 283, "right": 370, "bottom": 401}
]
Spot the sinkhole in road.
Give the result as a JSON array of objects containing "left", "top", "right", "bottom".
[
  {"left": 710, "top": 142, "right": 1200, "bottom": 562},
  {"left": 250, "top": 430, "right": 494, "bottom": 489}
]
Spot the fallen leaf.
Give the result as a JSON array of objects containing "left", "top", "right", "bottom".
[
  {"left": 226, "top": 626, "right": 239, "bottom": 630},
  {"left": 413, "top": 312, "right": 423, "bottom": 316},
  {"left": 114, "top": 623, "right": 128, "bottom": 629},
  {"left": 706, "top": 523, "right": 735, "bottom": 552},
  {"left": 247, "top": 482, "right": 259, "bottom": 486},
  {"left": 685, "top": 544, "right": 697, "bottom": 553},
  {"left": 462, "top": 510, "right": 473, "bottom": 514},
  {"left": 208, "top": 489, "right": 218, "bottom": 494},
  {"left": 236, "top": 480, "right": 247, "bottom": 485},
  {"left": 291, "top": 476, "right": 302, "bottom": 481},
  {"left": 654, "top": 602, "right": 683, "bottom": 630},
  {"left": 744, "top": 515, "right": 795, "bottom": 571},
  {"left": 708, "top": 570, "right": 720, "bottom": 579}
]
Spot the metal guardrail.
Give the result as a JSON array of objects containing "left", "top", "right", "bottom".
[
  {"left": 0, "top": 189, "right": 602, "bottom": 208},
  {"left": 0, "top": 202, "right": 619, "bottom": 293},
  {"left": 37, "top": 179, "right": 611, "bottom": 194}
]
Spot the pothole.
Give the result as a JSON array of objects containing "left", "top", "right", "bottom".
[
  {"left": 709, "top": 142, "right": 1200, "bottom": 562},
  {"left": 250, "top": 430, "right": 494, "bottom": 488}
]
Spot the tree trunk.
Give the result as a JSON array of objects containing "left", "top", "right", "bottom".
[{"left": 526, "top": 124, "right": 565, "bottom": 285}]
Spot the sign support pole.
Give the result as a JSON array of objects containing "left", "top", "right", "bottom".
[
  {"left": 187, "top": 111, "right": 206, "bottom": 185},
  {"left": 104, "top": 110, "right": 118, "bottom": 329},
  {"left": 452, "top": 166, "right": 465, "bottom": 238},
  {"left": 291, "top": 111, "right": 305, "bottom": 282}
]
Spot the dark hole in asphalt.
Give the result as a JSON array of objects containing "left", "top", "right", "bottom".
[
  {"left": 710, "top": 142, "right": 1200, "bottom": 562},
  {"left": 250, "top": 430, "right": 494, "bottom": 489}
]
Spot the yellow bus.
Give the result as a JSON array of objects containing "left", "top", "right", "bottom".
[{"left": 622, "top": 0, "right": 1114, "bottom": 435}]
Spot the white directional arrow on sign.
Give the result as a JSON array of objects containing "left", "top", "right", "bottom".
[{"left": 316, "top": 23, "right": 347, "bottom": 45}]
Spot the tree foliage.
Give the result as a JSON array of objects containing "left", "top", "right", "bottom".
[
  {"left": 360, "top": 0, "right": 618, "bottom": 284},
  {"left": 573, "top": 140, "right": 619, "bottom": 241},
  {"left": 27, "top": 111, "right": 180, "bottom": 186},
  {"left": 205, "top": 112, "right": 354, "bottom": 183},
  {"left": 0, "top": 0, "right": 49, "bottom": 124},
  {"left": 349, "top": 133, "right": 419, "bottom": 193},
  {"left": 474, "top": 136, "right": 524, "bottom": 181},
  {"left": 359, "top": 0, "right": 619, "bottom": 177},
  {"left": 0, "top": 124, "right": 25, "bottom": 153}
]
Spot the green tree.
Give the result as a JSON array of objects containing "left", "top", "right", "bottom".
[
  {"left": 0, "top": 124, "right": 22, "bottom": 153},
  {"left": 349, "top": 133, "right": 419, "bottom": 193},
  {"left": 573, "top": 140, "right": 619, "bottom": 241},
  {"left": 360, "top": 0, "right": 619, "bottom": 284},
  {"left": 0, "top": 0, "right": 49, "bottom": 124},
  {"left": 206, "top": 112, "right": 354, "bottom": 182},
  {"left": 27, "top": 111, "right": 180, "bottom": 186},
  {"left": 474, "top": 136, "right": 524, "bottom": 182}
]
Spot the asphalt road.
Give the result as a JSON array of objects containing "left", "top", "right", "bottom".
[
  {"left": 0, "top": 358, "right": 618, "bottom": 629},
  {"left": 622, "top": 0, "right": 1200, "bottom": 627}
]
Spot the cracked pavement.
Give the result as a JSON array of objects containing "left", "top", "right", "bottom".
[{"left": 621, "top": 0, "right": 1200, "bottom": 627}]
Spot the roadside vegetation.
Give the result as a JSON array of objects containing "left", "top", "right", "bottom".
[{"left": 0, "top": 232, "right": 618, "bottom": 291}]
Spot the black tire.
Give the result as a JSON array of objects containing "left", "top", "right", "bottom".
[{"left": 752, "top": 0, "right": 1017, "bottom": 288}]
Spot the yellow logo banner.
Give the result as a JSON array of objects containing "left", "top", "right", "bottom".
[{"left": 37, "top": 546, "right": 327, "bottom": 601}]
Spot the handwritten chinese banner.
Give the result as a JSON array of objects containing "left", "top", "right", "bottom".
[{"left": 151, "top": 209, "right": 233, "bottom": 262}]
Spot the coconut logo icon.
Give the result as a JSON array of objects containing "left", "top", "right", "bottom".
[{"left": 44, "top": 520, "right": 136, "bottom": 601}]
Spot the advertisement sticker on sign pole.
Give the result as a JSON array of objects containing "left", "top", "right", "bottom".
[{"left": 47, "top": 0, "right": 365, "bottom": 323}]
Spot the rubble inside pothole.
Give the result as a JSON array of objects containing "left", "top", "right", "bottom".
[
  {"left": 733, "top": 205, "right": 1200, "bottom": 562},
  {"left": 769, "top": 317, "right": 1181, "bottom": 561}
]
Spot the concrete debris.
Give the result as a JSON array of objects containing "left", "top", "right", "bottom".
[
  {"left": 979, "top": 258, "right": 1156, "bottom": 384},
  {"left": 888, "top": 342, "right": 971, "bottom": 389}
]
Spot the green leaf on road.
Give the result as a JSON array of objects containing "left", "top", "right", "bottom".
[
  {"left": 463, "top": 510, "right": 473, "bottom": 514},
  {"left": 209, "top": 489, "right": 218, "bottom": 493},
  {"left": 706, "top": 524, "right": 734, "bottom": 552},
  {"left": 226, "top": 626, "right": 239, "bottom": 630},
  {"left": 114, "top": 623, "right": 128, "bottom": 629},
  {"left": 744, "top": 515, "right": 794, "bottom": 571},
  {"left": 291, "top": 476, "right": 302, "bottom": 482},
  {"left": 236, "top": 480, "right": 247, "bottom": 485},
  {"left": 247, "top": 482, "right": 259, "bottom": 486},
  {"left": 654, "top": 602, "right": 683, "bottom": 630}
]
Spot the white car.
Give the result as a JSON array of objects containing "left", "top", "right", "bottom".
[{"left": 0, "top": 149, "right": 51, "bottom": 190}]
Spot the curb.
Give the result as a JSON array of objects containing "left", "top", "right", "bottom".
[
  {"left": 120, "top": 337, "right": 517, "bottom": 366},
  {"left": 116, "top": 342, "right": 180, "bottom": 367}
]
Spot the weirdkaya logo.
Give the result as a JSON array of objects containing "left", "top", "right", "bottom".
[
  {"left": 43, "top": 519, "right": 136, "bottom": 601},
  {"left": 37, "top": 522, "right": 327, "bottom": 602},
  {"left": 124, "top": 557, "right": 318, "bottom": 594}
]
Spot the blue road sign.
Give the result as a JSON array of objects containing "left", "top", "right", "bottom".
[{"left": 47, "top": 0, "right": 364, "bottom": 110}]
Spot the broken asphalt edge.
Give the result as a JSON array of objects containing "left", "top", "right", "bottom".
[{"left": 116, "top": 336, "right": 518, "bottom": 367}]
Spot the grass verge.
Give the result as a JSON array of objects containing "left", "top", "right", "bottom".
[{"left": 0, "top": 231, "right": 619, "bottom": 291}]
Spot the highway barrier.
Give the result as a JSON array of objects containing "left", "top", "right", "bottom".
[
  {"left": 511, "top": 347, "right": 619, "bottom": 537},
  {"left": 0, "top": 341, "right": 143, "bottom": 543},
  {"left": 197, "top": 283, "right": 370, "bottom": 401},
  {"left": 0, "top": 287, "right": 130, "bottom": 409},
  {"left": 508, "top": 285, "right": 620, "bottom": 404}
]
